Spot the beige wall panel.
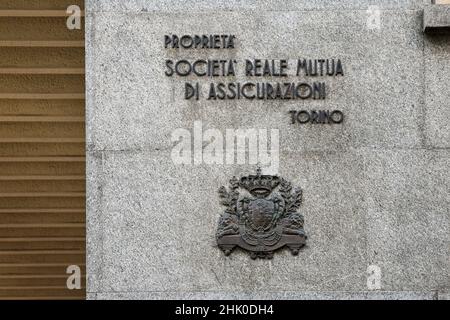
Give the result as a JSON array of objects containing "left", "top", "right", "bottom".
[{"left": 0, "top": 1, "right": 85, "bottom": 300}]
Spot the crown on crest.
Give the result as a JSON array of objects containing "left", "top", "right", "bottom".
[{"left": 239, "top": 167, "right": 280, "bottom": 197}]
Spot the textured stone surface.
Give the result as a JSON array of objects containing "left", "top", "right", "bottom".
[
  {"left": 86, "top": 0, "right": 450, "bottom": 299},
  {"left": 364, "top": 149, "right": 449, "bottom": 291},
  {"left": 95, "top": 291, "right": 436, "bottom": 300},
  {"left": 424, "top": 4, "right": 450, "bottom": 32},
  {"left": 86, "top": 150, "right": 368, "bottom": 293},
  {"left": 424, "top": 34, "right": 450, "bottom": 148},
  {"left": 86, "top": 149, "right": 449, "bottom": 297},
  {"left": 86, "top": 0, "right": 424, "bottom": 12},
  {"left": 86, "top": 151, "right": 104, "bottom": 293},
  {"left": 86, "top": 10, "right": 425, "bottom": 152}
]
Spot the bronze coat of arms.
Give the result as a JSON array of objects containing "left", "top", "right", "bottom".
[{"left": 216, "top": 168, "right": 307, "bottom": 259}]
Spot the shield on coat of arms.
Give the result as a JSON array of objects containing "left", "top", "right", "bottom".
[{"left": 246, "top": 199, "right": 275, "bottom": 231}]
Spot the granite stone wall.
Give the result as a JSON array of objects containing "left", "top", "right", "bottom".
[{"left": 86, "top": 0, "right": 449, "bottom": 299}]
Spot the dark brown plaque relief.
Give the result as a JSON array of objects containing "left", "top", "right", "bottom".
[{"left": 216, "top": 168, "right": 307, "bottom": 259}]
